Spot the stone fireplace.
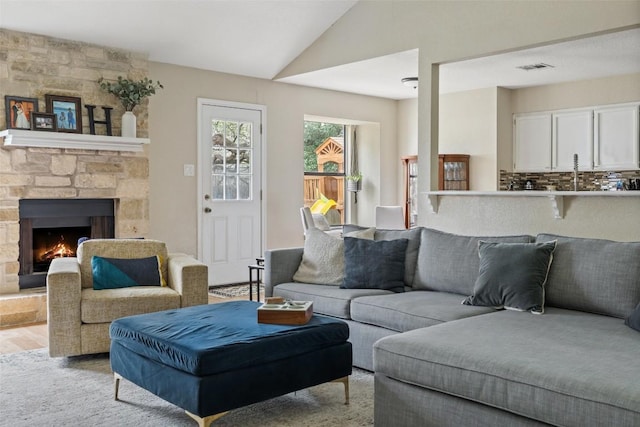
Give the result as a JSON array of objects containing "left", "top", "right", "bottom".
[{"left": 0, "top": 143, "right": 150, "bottom": 295}]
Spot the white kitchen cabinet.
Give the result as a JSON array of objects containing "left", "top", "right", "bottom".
[
  {"left": 513, "top": 113, "right": 552, "bottom": 172},
  {"left": 593, "top": 104, "right": 639, "bottom": 170},
  {"left": 552, "top": 110, "right": 593, "bottom": 171},
  {"left": 513, "top": 102, "right": 639, "bottom": 173}
]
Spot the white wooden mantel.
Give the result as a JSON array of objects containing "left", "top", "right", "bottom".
[
  {"left": 424, "top": 190, "right": 640, "bottom": 220},
  {"left": 0, "top": 129, "right": 149, "bottom": 152}
]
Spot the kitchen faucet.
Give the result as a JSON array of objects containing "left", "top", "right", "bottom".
[{"left": 573, "top": 153, "right": 579, "bottom": 191}]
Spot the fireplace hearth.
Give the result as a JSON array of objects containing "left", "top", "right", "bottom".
[{"left": 19, "top": 199, "right": 115, "bottom": 289}]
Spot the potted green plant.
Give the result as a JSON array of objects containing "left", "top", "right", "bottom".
[
  {"left": 346, "top": 171, "right": 363, "bottom": 192},
  {"left": 98, "top": 76, "right": 163, "bottom": 137}
]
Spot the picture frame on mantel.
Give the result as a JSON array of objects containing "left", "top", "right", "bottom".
[
  {"left": 4, "top": 95, "right": 39, "bottom": 130},
  {"left": 31, "top": 112, "right": 57, "bottom": 132},
  {"left": 45, "top": 94, "right": 82, "bottom": 134}
]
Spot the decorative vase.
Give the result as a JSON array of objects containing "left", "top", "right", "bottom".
[
  {"left": 347, "top": 180, "right": 361, "bottom": 192},
  {"left": 121, "top": 111, "right": 137, "bottom": 138}
]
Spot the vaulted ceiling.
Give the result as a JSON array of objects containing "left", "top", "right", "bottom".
[{"left": 1, "top": 1, "right": 638, "bottom": 100}]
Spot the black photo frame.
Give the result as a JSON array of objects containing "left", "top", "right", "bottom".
[
  {"left": 4, "top": 96, "right": 39, "bottom": 130},
  {"left": 45, "top": 94, "right": 82, "bottom": 134},
  {"left": 31, "top": 112, "right": 57, "bottom": 132}
]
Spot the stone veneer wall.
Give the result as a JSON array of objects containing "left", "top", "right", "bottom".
[{"left": 0, "top": 29, "right": 152, "bottom": 294}]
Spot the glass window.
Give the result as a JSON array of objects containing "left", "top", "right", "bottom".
[
  {"left": 303, "top": 121, "right": 345, "bottom": 224},
  {"left": 211, "top": 120, "right": 253, "bottom": 200}
]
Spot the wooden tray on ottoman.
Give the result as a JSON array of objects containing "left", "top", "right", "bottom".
[{"left": 257, "top": 301, "right": 313, "bottom": 325}]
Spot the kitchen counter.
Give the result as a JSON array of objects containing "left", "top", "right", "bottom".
[{"left": 424, "top": 190, "right": 640, "bottom": 219}]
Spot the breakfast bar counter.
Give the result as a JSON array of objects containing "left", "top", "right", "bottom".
[
  {"left": 425, "top": 190, "right": 640, "bottom": 219},
  {"left": 421, "top": 190, "right": 640, "bottom": 242}
]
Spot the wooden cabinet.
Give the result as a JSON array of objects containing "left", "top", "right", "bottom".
[
  {"left": 513, "top": 113, "right": 552, "bottom": 172},
  {"left": 401, "top": 155, "right": 418, "bottom": 228},
  {"left": 594, "top": 104, "right": 639, "bottom": 170},
  {"left": 439, "top": 154, "right": 470, "bottom": 191}
]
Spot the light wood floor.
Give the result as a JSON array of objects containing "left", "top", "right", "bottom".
[
  {"left": 0, "top": 293, "right": 261, "bottom": 355},
  {"left": 0, "top": 322, "right": 49, "bottom": 355}
]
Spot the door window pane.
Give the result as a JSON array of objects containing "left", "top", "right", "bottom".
[
  {"left": 226, "top": 149, "right": 238, "bottom": 173},
  {"left": 239, "top": 149, "right": 251, "bottom": 173},
  {"left": 225, "top": 176, "right": 237, "bottom": 199},
  {"left": 239, "top": 176, "right": 251, "bottom": 200},
  {"left": 212, "top": 175, "right": 224, "bottom": 199},
  {"left": 211, "top": 119, "right": 253, "bottom": 200}
]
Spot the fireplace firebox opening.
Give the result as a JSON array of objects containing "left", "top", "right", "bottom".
[
  {"left": 19, "top": 199, "right": 115, "bottom": 289},
  {"left": 32, "top": 227, "right": 92, "bottom": 273}
]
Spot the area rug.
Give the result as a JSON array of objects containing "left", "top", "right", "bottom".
[
  {"left": 209, "top": 283, "right": 264, "bottom": 299},
  {"left": 0, "top": 349, "right": 374, "bottom": 426}
]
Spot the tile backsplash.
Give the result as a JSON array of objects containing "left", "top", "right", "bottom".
[{"left": 499, "top": 170, "right": 640, "bottom": 191}]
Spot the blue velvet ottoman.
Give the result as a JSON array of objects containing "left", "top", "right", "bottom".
[{"left": 109, "top": 300, "right": 352, "bottom": 426}]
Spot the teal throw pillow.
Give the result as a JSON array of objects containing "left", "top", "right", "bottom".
[
  {"left": 341, "top": 237, "right": 408, "bottom": 293},
  {"left": 463, "top": 241, "right": 556, "bottom": 314},
  {"left": 92, "top": 255, "right": 165, "bottom": 290}
]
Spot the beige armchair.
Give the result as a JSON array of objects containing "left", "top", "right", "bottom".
[{"left": 47, "top": 239, "right": 208, "bottom": 357}]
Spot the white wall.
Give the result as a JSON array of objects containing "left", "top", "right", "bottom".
[
  {"left": 397, "top": 98, "right": 419, "bottom": 197},
  {"left": 511, "top": 72, "right": 640, "bottom": 113},
  {"left": 354, "top": 123, "right": 381, "bottom": 227},
  {"left": 148, "top": 62, "right": 396, "bottom": 255},
  {"left": 496, "top": 87, "right": 513, "bottom": 174},
  {"left": 439, "top": 87, "right": 498, "bottom": 190}
]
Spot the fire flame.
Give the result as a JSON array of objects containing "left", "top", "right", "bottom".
[{"left": 39, "top": 236, "right": 75, "bottom": 262}]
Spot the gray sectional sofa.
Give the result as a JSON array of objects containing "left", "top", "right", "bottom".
[{"left": 264, "top": 227, "right": 640, "bottom": 427}]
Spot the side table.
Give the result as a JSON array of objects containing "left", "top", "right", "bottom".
[{"left": 248, "top": 257, "right": 264, "bottom": 302}]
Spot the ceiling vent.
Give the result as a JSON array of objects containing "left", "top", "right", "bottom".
[{"left": 516, "top": 63, "right": 555, "bottom": 71}]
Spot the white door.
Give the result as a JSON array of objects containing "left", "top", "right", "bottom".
[{"left": 198, "top": 100, "right": 263, "bottom": 285}]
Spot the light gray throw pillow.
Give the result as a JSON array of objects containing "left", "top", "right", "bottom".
[
  {"left": 293, "top": 228, "right": 344, "bottom": 285},
  {"left": 463, "top": 241, "right": 556, "bottom": 314}
]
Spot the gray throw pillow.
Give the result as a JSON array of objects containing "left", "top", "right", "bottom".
[
  {"left": 625, "top": 303, "right": 640, "bottom": 332},
  {"left": 463, "top": 241, "right": 557, "bottom": 314},
  {"left": 375, "top": 228, "right": 422, "bottom": 287},
  {"left": 293, "top": 228, "right": 344, "bottom": 285},
  {"left": 341, "top": 237, "right": 408, "bottom": 293}
]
